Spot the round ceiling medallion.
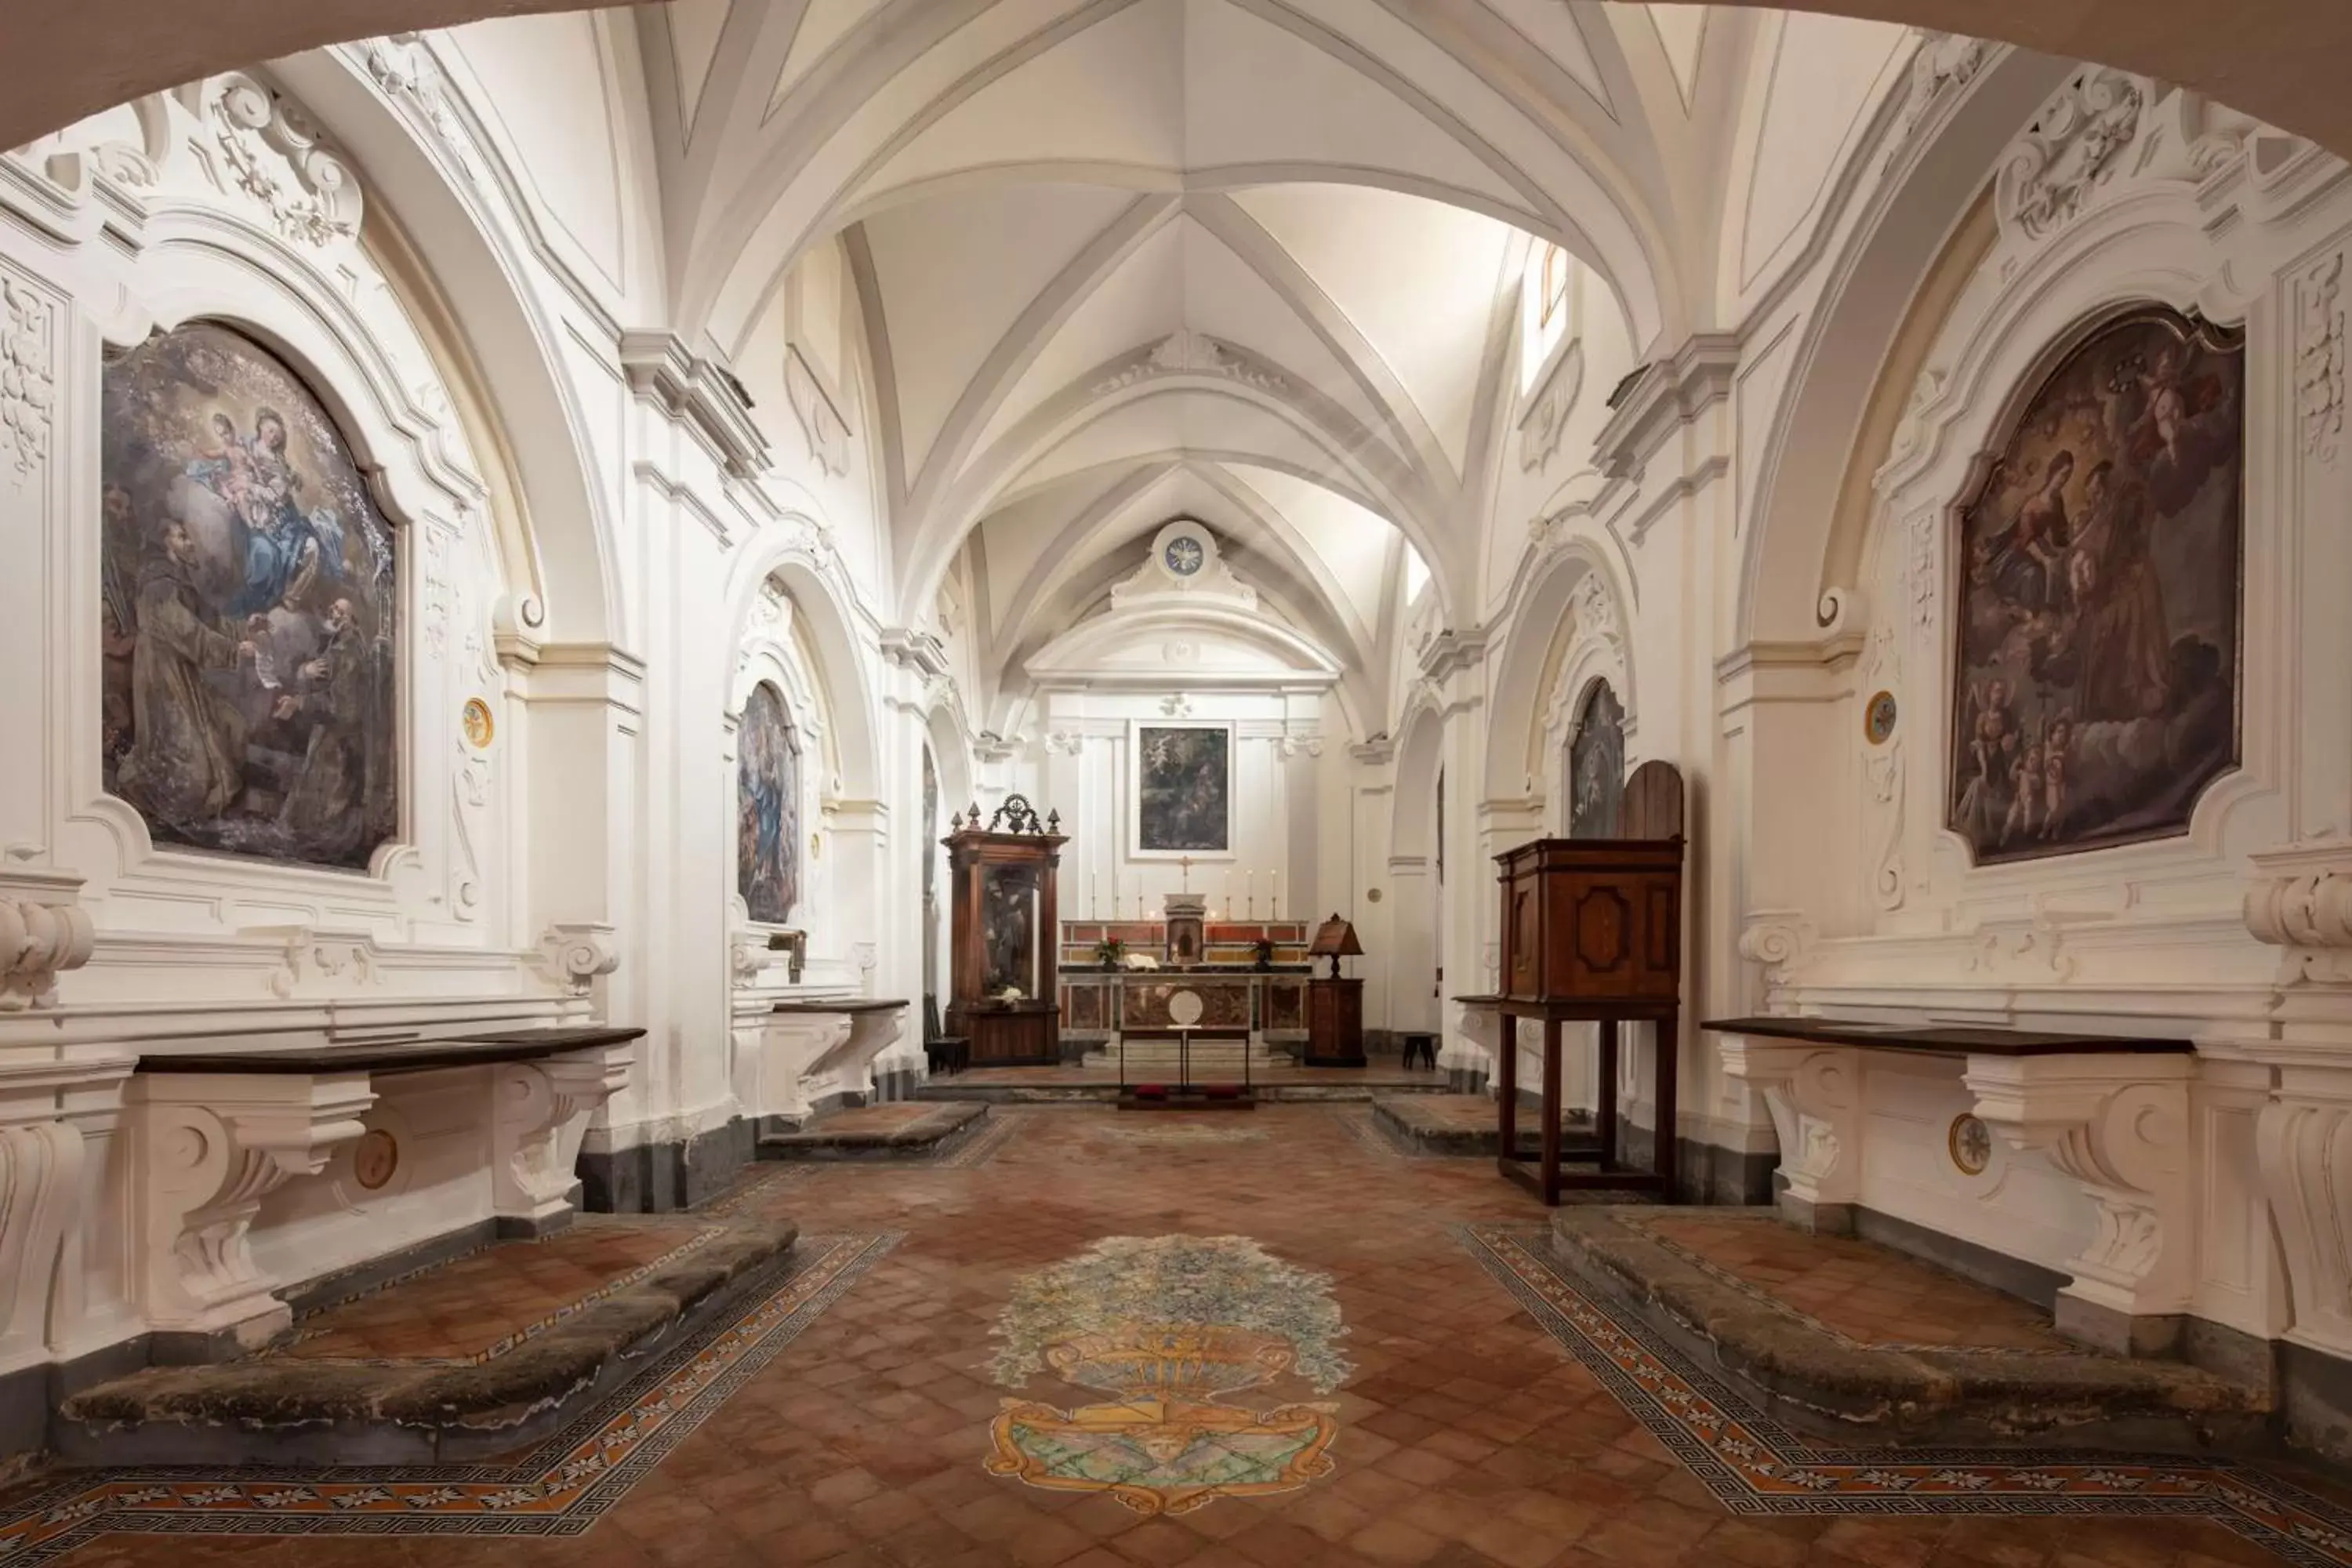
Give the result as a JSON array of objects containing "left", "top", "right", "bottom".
[
  {"left": 1150, "top": 519, "right": 1218, "bottom": 585},
  {"left": 354, "top": 1128, "right": 400, "bottom": 1191}
]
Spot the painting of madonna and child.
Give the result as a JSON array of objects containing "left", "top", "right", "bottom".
[
  {"left": 100, "top": 323, "right": 397, "bottom": 871},
  {"left": 1947, "top": 306, "right": 2243, "bottom": 865}
]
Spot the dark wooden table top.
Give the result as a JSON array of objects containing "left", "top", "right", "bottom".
[
  {"left": 137, "top": 1025, "right": 646, "bottom": 1076},
  {"left": 1699, "top": 1016, "right": 2194, "bottom": 1057},
  {"left": 768, "top": 998, "right": 909, "bottom": 1015}
]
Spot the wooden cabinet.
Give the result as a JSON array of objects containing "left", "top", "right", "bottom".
[
  {"left": 1305, "top": 976, "right": 1365, "bottom": 1067},
  {"left": 943, "top": 797, "right": 1067, "bottom": 1066}
]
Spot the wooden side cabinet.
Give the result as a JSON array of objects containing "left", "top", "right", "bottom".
[{"left": 1305, "top": 976, "right": 1366, "bottom": 1067}]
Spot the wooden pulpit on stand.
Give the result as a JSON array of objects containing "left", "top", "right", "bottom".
[
  {"left": 945, "top": 796, "right": 1068, "bottom": 1066},
  {"left": 1460, "top": 761, "right": 1686, "bottom": 1205}
]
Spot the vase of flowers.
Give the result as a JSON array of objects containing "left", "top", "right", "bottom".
[
  {"left": 1094, "top": 936, "right": 1127, "bottom": 970},
  {"left": 1252, "top": 938, "right": 1277, "bottom": 971}
]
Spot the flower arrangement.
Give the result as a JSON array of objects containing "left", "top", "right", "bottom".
[
  {"left": 1094, "top": 935, "right": 1127, "bottom": 969},
  {"left": 1251, "top": 937, "right": 1277, "bottom": 970}
]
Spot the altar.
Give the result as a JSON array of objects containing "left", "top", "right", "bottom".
[{"left": 1058, "top": 920, "right": 1311, "bottom": 1043}]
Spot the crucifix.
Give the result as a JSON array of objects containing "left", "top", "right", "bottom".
[{"left": 1180, "top": 855, "right": 1192, "bottom": 892}]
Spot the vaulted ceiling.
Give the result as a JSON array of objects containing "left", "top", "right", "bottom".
[{"left": 628, "top": 0, "right": 1746, "bottom": 711}]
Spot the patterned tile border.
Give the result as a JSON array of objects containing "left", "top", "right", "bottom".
[
  {"left": 693, "top": 1163, "right": 818, "bottom": 1218},
  {"left": 1460, "top": 1224, "right": 2352, "bottom": 1566},
  {"left": 278, "top": 1221, "right": 731, "bottom": 1366},
  {"left": 0, "top": 1232, "right": 895, "bottom": 1563},
  {"left": 1609, "top": 1209, "right": 2081, "bottom": 1359},
  {"left": 1327, "top": 1105, "right": 1421, "bottom": 1162},
  {"left": 930, "top": 1107, "right": 1028, "bottom": 1168}
]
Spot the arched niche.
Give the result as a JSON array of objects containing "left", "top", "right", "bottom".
[
  {"left": 724, "top": 577, "right": 833, "bottom": 940},
  {"left": 1484, "top": 543, "right": 1632, "bottom": 827},
  {"left": 44, "top": 71, "right": 526, "bottom": 946}
]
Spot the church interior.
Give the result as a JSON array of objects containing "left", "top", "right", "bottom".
[{"left": 7, "top": 2, "right": 2352, "bottom": 1563}]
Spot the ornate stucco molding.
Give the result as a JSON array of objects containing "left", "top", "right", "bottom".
[
  {"left": 537, "top": 922, "right": 621, "bottom": 996},
  {"left": 2245, "top": 844, "right": 2352, "bottom": 982},
  {"left": 0, "top": 872, "right": 94, "bottom": 1011},
  {"left": 1, "top": 270, "right": 56, "bottom": 484},
  {"left": 210, "top": 73, "right": 363, "bottom": 248},
  {"left": 1518, "top": 339, "right": 1583, "bottom": 473},
  {"left": 1994, "top": 67, "right": 2146, "bottom": 245}
]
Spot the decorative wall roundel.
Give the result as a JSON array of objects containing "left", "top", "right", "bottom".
[
  {"left": 1864, "top": 690, "right": 1897, "bottom": 746},
  {"left": 1168, "top": 989, "right": 1206, "bottom": 1027},
  {"left": 1150, "top": 519, "right": 1218, "bottom": 585},
  {"left": 1947, "top": 1113, "right": 1991, "bottom": 1177},
  {"left": 354, "top": 1128, "right": 400, "bottom": 1191},
  {"left": 462, "top": 697, "right": 495, "bottom": 750}
]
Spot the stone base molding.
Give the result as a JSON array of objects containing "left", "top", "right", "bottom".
[
  {"left": 1718, "top": 1038, "right": 1860, "bottom": 1231},
  {"left": 491, "top": 1040, "right": 636, "bottom": 1226},
  {"left": 125, "top": 1072, "right": 376, "bottom": 1346},
  {"left": 1965, "top": 1055, "right": 2194, "bottom": 1345},
  {"left": 0, "top": 1053, "right": 133, "bottom": 1375}
]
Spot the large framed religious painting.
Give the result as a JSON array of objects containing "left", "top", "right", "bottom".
[
  {"left": 100, "top": 321, "right": 398, "bottom": 870},
  {"left": 1568, "top": 681, "right": 1626, "bottom": 839},
  {"left": 1947, "top": 305, "right": 2244, "bottom": 864},
  {"left": 737, "top": 681, "right": 802, "bottom": 924},
  {"left": 1130, "top": 720, "right": 1233, "bottom": 859}
]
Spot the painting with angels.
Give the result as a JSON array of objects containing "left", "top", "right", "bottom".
[
  {"left": 100, "top": 321, "right": 398, "bottom": 870},
  {"left": 1946, "top": 306, "right": 2242, "bottom": 864}
]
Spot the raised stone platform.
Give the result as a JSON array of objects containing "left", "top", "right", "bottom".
[
  {"left": 1548, "top": 1207, "right": 2267, "bottom": 1453},
  {"left": 57, "top": 1214, "right": 799, "bottom": 1466},
  {"left": 758, "top": 1099, "right": 989, "bottom": 1160},
  {"left": 1372, "top": 1092, "right": 1595, "bottom": 1156}
]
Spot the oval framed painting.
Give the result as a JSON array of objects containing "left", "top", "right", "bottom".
[{"left": 1864, "top": 690, "right": 1897, "bottom": 746}]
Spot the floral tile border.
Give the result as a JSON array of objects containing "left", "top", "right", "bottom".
[
  {"left": 1460, "top": 1223, "right": 2352, "bottom": 1567},
  {"left": 0, "top": 1232, "right": 895, "bottom": 1563}
]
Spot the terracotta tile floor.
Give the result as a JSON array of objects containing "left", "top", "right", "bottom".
[
  {"left": 1621, "top": 1210, "right": 2074, "bottom": 1352},
  {"left": 12, "top": 1104, "right": 2347, "bottom": 1566},
  {"left": 938, "top": 1063, "right": 1450, "bottom": 1088},
  {"left": 281, "top": 1217, "right": 721, "bottom": 1362}
]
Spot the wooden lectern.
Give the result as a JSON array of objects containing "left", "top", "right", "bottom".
[
  {"left": 1304, "top": 914, "right": 1367, "bottom": 1067},
  {"left": 1465, "top": 761, "right": 1685, "bottom": 1205},
  {"left": 945, "top": 796, "right": 1068, "bottom": 1066}
]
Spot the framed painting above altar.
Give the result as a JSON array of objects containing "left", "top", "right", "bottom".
[{"left": 1129, "top": 720, "right": 1234, "bottom": 859}]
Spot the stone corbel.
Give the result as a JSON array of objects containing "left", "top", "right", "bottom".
[
  {"left": 1717, "top": 1038, "right": 1860, "bottom": 1232},
  {"left": 1736, "top": 912, "right": 1816, "bottom": 1011},
  {"left": 753, "top": 1014, "right": 855, "bottom": 1123},
  {"left": 491, "top": 1040, "right": 635, "bottom": 1229},
  {"left": 0, "top": 871, "right": 95, "bottom": 1011},
  {"left": 537, "top": 922, "right": 620, "bottom": 996},
  {"left": 2245, "top": 844, "right": 2352, "bottom": 982},
  {"left": 126, "top": 1072, "right": 376, "bottom": 1344},
  {"left": 0, "top": 1054, "right": 135, "bottom": 1374},
  {"left": 1965, "top": 1054, "right": 2194, "bottom": 1352}
]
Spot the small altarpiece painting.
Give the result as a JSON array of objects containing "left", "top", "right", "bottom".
[
  {"left": 737, "top": 682, "right": 803, "bottom": 925},
  {"left": 1567, "top": 681, "right": 1625, "bottom": 839},
  {"left": 101, "top": 321, "right": 398, "bottom": 870},
  {"left": 1946, "top": 305, "right": 2243, "bottom": 863},
  {"left": 1131, "top": 721, "right": 1233, "bottom": 858}
]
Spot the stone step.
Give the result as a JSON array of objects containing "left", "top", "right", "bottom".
[
  {"left": 57, "top": 1215, "right": 800, "bottom": 1467},
  {"left": 1548, "top": 1206, "right": 2268, "bottom": 1454},
  {"left": 758, "top": 1100, "right": 988, "bottom": 1160}
]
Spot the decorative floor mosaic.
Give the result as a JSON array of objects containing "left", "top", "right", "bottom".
[
  {"left": 931, "top": 1105, "right": 1028, "bottom": 1167},
  {"left": 1464, "top": 1222, "right": 2352, "bottom": 1566},
  {"left": 985, "top": 1235, "right": 1349, "bottom": 1515},
  {"left": 0, "top": 1232, "right": 893, "bottom": 1563}
]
